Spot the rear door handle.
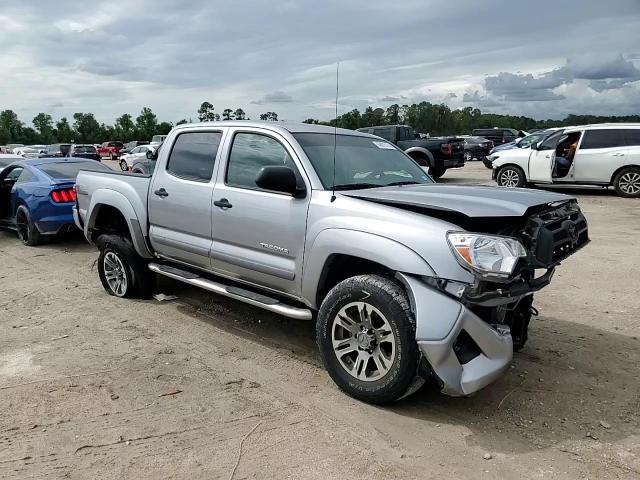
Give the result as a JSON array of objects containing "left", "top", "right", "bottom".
[
  {"left": 214, "top": 198, "right": 232, "bottom": 209},
  {"left": 612, "top": 152, "right": 625, "bottom": 157},
  {"left": 154, "top": 188, "right": 169, "bottom": 197}
]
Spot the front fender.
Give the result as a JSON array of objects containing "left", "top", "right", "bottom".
[
  {"left": 86, "top": 189, "right": 153, "bottom": 258},
  {"left": 302, "top": 228, "right": 436, "bottom": 308}
]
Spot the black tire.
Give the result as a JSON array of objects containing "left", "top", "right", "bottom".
[
  {"left": 463, "top": 150, "right": 473, "bottom": 162},
  {"left": 317, "top": 275, "right": 419, "bottom": 404},
  {"left": 497, "top": 165, "right": 526, "bottom": 188},
  {"left": 15, "top": 205, "right": 43, "bottom": 246},
  {"left": 428, "top": 167, "right": 446, "bottom": 179},
  {"left": 119, "top": 159, "right": 129, "bottom": 171},
  {"left": 97, "top": 234, "right": 154, "bottom": 298},
  {"left": 613, "top": 167, "right": 640, "bottom": 198}
]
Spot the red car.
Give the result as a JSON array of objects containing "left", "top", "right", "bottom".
[{"left": 98, "top": 141, "right": 124, "bottom": 160}]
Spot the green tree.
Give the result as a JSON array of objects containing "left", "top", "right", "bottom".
[
  {"left": 259, "top": 112, "right": 278, "bottom": 121},
  {"left": 0, "top": 110, "right": 23, "bottom": 143},
  {"left": 113, "top": 113, "right": 136, "bottom": 141},
  {"left": 302, "top": 118, "right": 319, "bottom": 124},
  {"left": 222, "top": 108, "right": 234, "bottom": 121},
  {"left": 197, "top": 102, "right": 219, "bottom": 122},
  {"left": 384, "top": 104, "right": 401, "bottom": 125},
  {"left": 72, "top": 113, "right": 102, "bottom": 143},
  {"left": 135, "top": 107, "right": 158, "bottom": 140},
  {"left": 234, "top": 108, "right": 246, "bottom": 120},
  {"left": 55, "top": 117, "right": 74, "bottom": 142},
  {"left": 157, "top": 121, "right": 173, "bottom": 135},
  {"left": 32, "top": 113, "right": 54, "bottom": 143}
]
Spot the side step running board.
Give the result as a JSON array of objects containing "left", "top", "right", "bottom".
[{"left": 148, "top": 262, "right": 313, "bottom": 321}]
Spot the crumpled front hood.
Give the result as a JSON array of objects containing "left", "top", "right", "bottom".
[{"left": 341, "top": 184, "right": 574, "bottom": 218}]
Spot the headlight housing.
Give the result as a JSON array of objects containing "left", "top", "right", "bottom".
[{"left": 447, "top": 232, "right": 526, "bottom": 279}]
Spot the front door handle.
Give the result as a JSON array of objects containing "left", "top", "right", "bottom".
[
  {"left": 214, "top": 198, "right": 232, "bottom": 209},
  {"left": 612, "top": 152, "right": 625, "bottom": 157},
  {"left": 154, "top": 188, "right": 169, "bottom": 197}
]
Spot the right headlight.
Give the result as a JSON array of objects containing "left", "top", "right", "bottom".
[{"left": 447, "top": 232, "right": 526, "bottom": 279}]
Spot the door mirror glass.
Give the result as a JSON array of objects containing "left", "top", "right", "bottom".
[
  {"left": 255, "top": 166, "right": 305, "bottom": 198},
  {"left": 146, "top": 149, "right": 158, "bottom": 160}
]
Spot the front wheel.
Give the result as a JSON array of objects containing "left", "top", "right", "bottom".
[
  {"left": 613, "top": 167, "right": 640, "bottom": 198},
  {"left": 97, "top": 234, "right": 154, "bottom": 298},
  {"left": 463, "top": 150, "right": 473, "bottom": 162},
  {"left": 119, "top": 159, "right": 129, "bottom": 171},
  {"left": 317, "top": 275, "right": 419, "bottom": 404},
  {"left": 428, "top": 167, "right": 446, "bottom": 179},
  {"left": 497, "top": 165, "right": 526, "bottom": 188}
]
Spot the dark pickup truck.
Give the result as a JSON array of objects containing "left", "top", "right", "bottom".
[{"left": 356, "top": 125, "right": 465, "bottom": 178}]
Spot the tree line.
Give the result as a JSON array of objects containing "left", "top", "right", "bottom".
[
  {"left": 2, "top": 100, "right": 638, "bottom": 146},
  {"left": 305, "top": 103, "right": 640, "bottom": 136}
]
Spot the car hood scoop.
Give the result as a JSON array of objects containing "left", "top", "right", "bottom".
[{"left": 341, "top": 184, "right": 574, "bottom": 218}]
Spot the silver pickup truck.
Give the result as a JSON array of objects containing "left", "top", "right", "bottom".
[{"left": 74, "top": 121, "right": 589, "bottom": 404}]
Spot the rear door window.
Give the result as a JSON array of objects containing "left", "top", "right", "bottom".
[
  {"left": 166, "top": 131, "right": 222, "bottom": 182},
  {"left": 623, "top": 129, "right": 640, "bottom": 147},
  {"left": 580, "top": 129, "right": 626, "bottom": 149}
]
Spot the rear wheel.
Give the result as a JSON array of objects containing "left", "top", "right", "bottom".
[
  {"left": 317, "top": 275, "right": 419, "bottom": 404},
  {"left": 15, "top": 206, "right": 43, "bottom": 246},
  {"left": 97, "top": 234, "right": 154, "bottom": 298},
  {"left": 428, "top": 167, "right": 446, "bottom": 179},
  {"left": 613, "top": 167, "right": 640, "bottom": 198},
  {"left": 497, "top": 165, "right": 526, "bottom": 188},
  {"left": 463, "top": 150, "right": 473, "bottom": 162}
]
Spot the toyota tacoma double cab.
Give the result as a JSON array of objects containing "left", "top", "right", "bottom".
[
  {"left": 356, "top": 125, "right": 465, "bottom": 179},
  {"left": 74, "top": 121, "right": 588, "bottom": 404}
]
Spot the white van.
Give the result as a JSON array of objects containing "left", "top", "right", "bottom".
[{"left": 492, "top": 124, "right": 640, "bottom": 197}]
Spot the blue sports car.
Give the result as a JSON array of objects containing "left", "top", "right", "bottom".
[{"left": 0, "top": 157, "right": 111, "bottom": 246}]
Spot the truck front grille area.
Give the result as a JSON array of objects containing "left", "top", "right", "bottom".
[{"left": 521, "top": 202, "right": 589, "bottom": 268}]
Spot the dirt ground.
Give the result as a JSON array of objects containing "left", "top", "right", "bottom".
[{"left": 1, "top": 162, "right": 639, "bottom": 479}]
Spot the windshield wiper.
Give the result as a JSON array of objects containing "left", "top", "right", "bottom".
[
  {"left": 385, "top": 181, "right": 420, "bottom": 187},
  {"left": 332, "top": 183, "right": 381, "bottom": 191}
]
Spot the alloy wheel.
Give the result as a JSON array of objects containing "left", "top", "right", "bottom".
[
  {"left": 500, "top": 168, "right": 520, "bottom": 187},
  {"left": 103, "top": 251, "right": 128, "bottom": 297},
  {"left": 464, "top": 151, "right": 472, "bottom": 161},
  {"left": 619, "top": 172, "right": 640, "bottom": 195},
  {"left": 331, "top": 302, "right": 396, "bottom": 382}
]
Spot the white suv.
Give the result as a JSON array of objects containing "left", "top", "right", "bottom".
[{"left": 492, "top": 124, "right": 640, "bottom": 197}]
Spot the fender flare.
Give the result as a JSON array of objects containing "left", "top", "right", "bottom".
[
  {"left": 404, "top": 147, "right": 434, "bottom": 167},
  {"left": 86, "top": 189, "right": 153, "bottom": 258},
  {"left": 302, "top": 228, "right": 436, "bottom": 308}
]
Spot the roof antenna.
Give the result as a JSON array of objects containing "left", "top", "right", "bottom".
[{"left": 330, "top": 61, "right": 339, "bottom": 202}]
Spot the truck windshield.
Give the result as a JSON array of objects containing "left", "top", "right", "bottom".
[{"left": 292, "top": 133, "right": 432, "bottom": 189}]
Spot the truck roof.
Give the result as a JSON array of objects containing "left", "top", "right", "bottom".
[{"left": 173, "top": 120, "right": 374, "bottom": 137}]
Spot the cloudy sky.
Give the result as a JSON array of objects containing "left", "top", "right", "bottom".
[{"left": 1, "top": 0, "right": 639, "bottom": 125}]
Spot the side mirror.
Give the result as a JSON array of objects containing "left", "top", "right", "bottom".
[
  {"left": 146, "top": 149, "right": 158, "bottom": 160},
  {"left": 255, "top": 166, "right": 306, "bottom": 198},
  {"left": 531, "top": 142, "right": 539, "bottom": 151}
]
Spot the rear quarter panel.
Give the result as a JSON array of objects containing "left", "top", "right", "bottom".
[{"left": 76, "top": 170, "right": 152, "bottom": 255}]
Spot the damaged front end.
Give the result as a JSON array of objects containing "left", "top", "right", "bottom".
[{"left": 398, "top": 200, "right": 589, "bottom": 396}]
